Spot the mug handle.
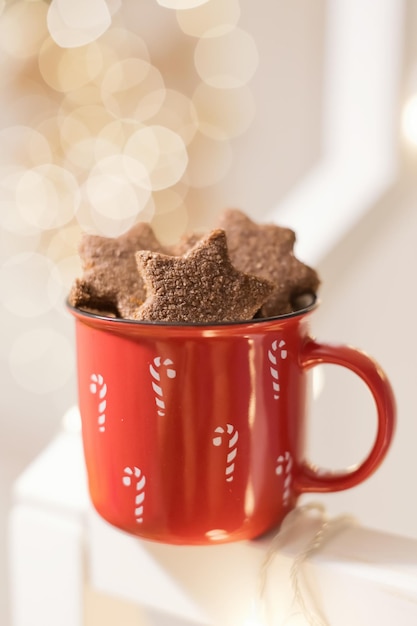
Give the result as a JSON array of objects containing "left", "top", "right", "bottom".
[{"left": 293, "top": 339, "right": 396, "bottom": 494}]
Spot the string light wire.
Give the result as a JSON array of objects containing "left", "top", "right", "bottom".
[{"left": 252, "top": 503, "right": 356, "bottom": 626}]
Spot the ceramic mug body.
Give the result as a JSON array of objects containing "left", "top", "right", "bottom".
[{"left": 69, "top": 301, "right": 395, "bottom": 544}]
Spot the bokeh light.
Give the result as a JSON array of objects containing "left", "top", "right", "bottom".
[
  {"left": 16, "top": 164, "right": 81, "bottom": 230},
  {"left": 0, "top": 1, "right": 48, "bottom": 59},
  {"left": 148, "top": 88, "right": 198, "bottom": 146},
  {"left": 157, "top": 0, "right": 210, "bottom": 10},
  {"left": 60, "top": 104, "right": 113, "bottom": 146},
  {"left": 150, "top": 182, "right": 190, "bottom": 244},
  {"left": 53, "top": 255, "right": 83, "bottom": 303},
  {"left": 402, "top": 93, "right": 417, "bottom": 147},
  {"left": 100, "top": 58, "right": 165, "bottom": 122},
  {"left": 39, "top": 36, "right": 103, "bottom": 92},
  {"left": 76, "top": 194, "right": 155, "bottom": 238},
  {"left": 106, "top": 0, "right": 123, "bottom": 17},
  {"left": 194, "top": 27, "right": 259, "bottom": 88},
  {"left": 0, "top": 0, "right": 259, "bottom": 409},
  {"left": 47, "top": 0, "right": 111, "bottom": 48},
  {"left": 192, "top": 82, "right": 255, "bottom": 139},
  {"left": 9, "top": 328, "right": 74, "bottom": 394},
  {"left": 85, "top": 154, "right": 152, "bottom": 219},
  {"left": 0, "top": 252, "right": 61, "bottom": 317},
  {"left": 176, "top": 0, "right": 240, "bottom": 39},
  {"left": 0, "top": 126, "right": 52, "bottom": 169},
  {"left": 59, "top": 104, "right": 114, "bottom": 170},
  {"left": 185, "top": 131, "right": 232, "bottom": 187},
  {"left": 0, "top": 226, "right": 41, "bottom": 259},
  {"left": 60, "top": 83, "right": 103, "bottom": 108},
  {"left": 98, "top": 27, "right": 150, "bottom": 65},
  {"left": 47, "top": 223, "right": 82, "bottom": 262},
  {"left": 152, "top": 183, "right": 188, "bottom": 216},
  {"left": 0, "top": 168, "right": 41, "bottom": 237},
  {"left": 124, "top": 125, "right": 189, "bottom": 190}
]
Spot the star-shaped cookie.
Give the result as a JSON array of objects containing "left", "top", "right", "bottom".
[
  {"left": 68, "top": 222, "right": 164, "bottom": 318},
  {"left": 216, "top": 209, "right": 320, "bottom": 316},
  {"left": 133, "top": 229, "right": 274, "bottom": 323}
]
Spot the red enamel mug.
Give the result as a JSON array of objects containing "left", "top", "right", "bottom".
[{"left": 68, "top": 299, "right": 395, "bottom": 545}]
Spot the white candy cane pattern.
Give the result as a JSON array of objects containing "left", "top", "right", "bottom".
[
  {"left": 122, "top": 466, "right": 146, "bottom": 524},
  {"left": 149, "top": 357, "right": 176, "bottom": 416},
  {"left": 213, "top": 424, "right": 239, "bottom": 482},
  {"left": 275, "top": 451, "right": 293, "bottom": 506},
  {"left": 268, "top": 339, "right": 288, "bottom": 400},
  {"left": 89, "top": 373, "right": 107, "bottom": 432}
]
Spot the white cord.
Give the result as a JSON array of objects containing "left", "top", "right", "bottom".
[{"left": 255, "top": 503, "right": 356, "bottom": 625}]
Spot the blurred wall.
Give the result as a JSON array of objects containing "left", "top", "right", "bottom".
[
  {"left": 301, "top": 0, "right": 417, "bottom": 539},
  {"left": 305, "top": 180, "right": 417, "bottom": 539}
]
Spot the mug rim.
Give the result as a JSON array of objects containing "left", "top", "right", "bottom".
[{"left": 66, "top": 295, "right": 318, "bottom": 329}]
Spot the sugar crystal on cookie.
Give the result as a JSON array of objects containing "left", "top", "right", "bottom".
[
  {"left": 216, "top": 208, "right": 320, "bottom": 316},
  {"left": 134, "top": 229, "right": 274, "bottom": 323},
  {"left": 68, "top": 222, "right": 164, "bottom": 318}
]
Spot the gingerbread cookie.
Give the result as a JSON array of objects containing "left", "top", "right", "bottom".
[
  {"left": 133, "top": 229, "right": 274, "bottom": 323},
  {"left": 216, "top": 208, "right": 320, "bottom": 316},
  {"left": 68, "top": 222, "right": 164, "bottom": 318}
]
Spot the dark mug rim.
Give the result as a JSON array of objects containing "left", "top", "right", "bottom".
[{"left": 66, "top": 294, "right": 318, "bottom": 329}]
